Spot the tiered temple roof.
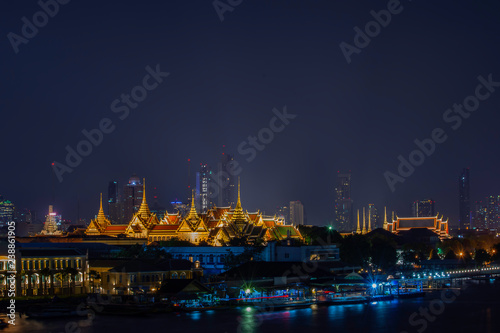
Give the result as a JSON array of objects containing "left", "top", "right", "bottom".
[{"left": 85, "top": 179, "right": 303, "bottom": 245}]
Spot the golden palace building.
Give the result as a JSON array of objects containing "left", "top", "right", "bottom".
[{"left": 86, "top": 179, "right": 302, "bottom": 245}]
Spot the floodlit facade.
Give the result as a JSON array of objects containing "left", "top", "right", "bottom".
[
  {"left": 86, "top": 179, "right": 303, "bottom": 246},
  {"left": 385, "top": 215, "right": 450, "bottom": 240}
]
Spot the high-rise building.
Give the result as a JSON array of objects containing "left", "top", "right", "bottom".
[
  {"left": 486, "top": 195, "right": 500, "bottom": 229},
  {"left": 0, "top": 195, "right": 15, "bottom": 225},
  {"left": 411, "top": 199, "right": 435, "bottom": 217},
  {"left": 459, "top": 168, "right": 471, "bottom": 229},
  {"left": 123, "top": 175, "right": 144, "bottom": 222},
  {"left": 289, "top": 201, "right": 304, "bottom": 226},
  {"left": 334, "top": 171, "right": 353, "bottom": 231},
  {"left": 473, "top": 200, "right": 487, "bottom": 229},
  {"left": 368, "top": 204, "right": 379, "bottom": 229},
  {"left": 14, "top": 207, "right": 32, "bottom": 224},
  {"left": 196, "top": 163, "right": 214, "bottom": 212},
  {"left": 217, "top": 153, "right": 237, "bottom": 207},
  {"left": 108, "top": 181, "right": 122, "bottom": 223},
  {"left": 275, "top": 204, "right": 290, "bottom": 224}
]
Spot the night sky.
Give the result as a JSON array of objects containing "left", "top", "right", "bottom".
[{"left": 2, "top": 0, "right": 500, "bottom": 227}]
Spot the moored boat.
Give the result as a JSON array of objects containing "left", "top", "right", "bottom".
[{"left": 26, "top": 304, "right": 87, "bottom": 319}]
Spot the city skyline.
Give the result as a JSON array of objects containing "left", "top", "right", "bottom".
[{"left": 2, "top": 1, "right": 500, "bottom": 229}]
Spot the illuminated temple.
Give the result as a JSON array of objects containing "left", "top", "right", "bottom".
[
  {"left": 85, "top": 180, "right": 302, "bottom": 245},
  {"left": 383, "top": 210, "right": 450, "bottom": 240}
]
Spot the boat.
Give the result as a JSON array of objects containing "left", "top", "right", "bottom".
[
  {"left": 318, "top": 296, "right": 369, "bottom": 306},
  {"left": 396, "top": 291, "right": 426, "bottom": 299},
  {"left": 181, "top": 305, "right": 232, "bottom": 312},
  {"left": 26, "top": 304, "right": 88, "bottom": 319},
  {"left": 368, "top": 295, "right": 395, "bottom": 302},
  {"left": 91, "top": 303, "right": 152, "bottom": 316}
]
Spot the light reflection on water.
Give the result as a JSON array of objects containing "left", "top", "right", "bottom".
[{"left": 5, "top": 286, "right": 500, "bottom": 333}]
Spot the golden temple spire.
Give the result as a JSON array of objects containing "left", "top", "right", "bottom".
[
  {"left": 232, "top": 177, "right": 246, "bottom": 222},
  {"left": 356, "top": 209, "right": 361, "bottom": 234},
  {"left": 235, "top": 177, "right": 242, "bottom": 210},
  {"left": 186, "top": 189, "right": 198, "bottom": 219},
  {"left": 362, "top": 207, "right": 367, "bottom": 234},
  {"left": 383, "top": 206, "right": 388, "bottom": 230},
  {"left": 137, "top": 178, "right": 151, "bottom": 218},
  {"left": 96, "top": 193, "right": 106, "bottom": 222}
]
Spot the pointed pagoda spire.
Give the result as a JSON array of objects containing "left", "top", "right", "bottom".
[
  {"left": 356, "top": 209, "right": 361, "bottom": 233},
  {"left": 362, "top": 207, "right": 367, "bottom": 234},
  {"left": 137, "top": 178, "right": 151, "bottom": 219},
  {"left": 186, "top": 189, "right": 199, "bottom": 219},
  {"left": 383, "top": 206, "right": 388, "bottom": 230},
  {"left": 235, "top": 177, "right": 242, "bottom": 210},
  {"left": 93, "top": 193, "right": 109, "bottom": 230},
  {"left": 232, "top": 177, "right": 246, "bottom": 222}
]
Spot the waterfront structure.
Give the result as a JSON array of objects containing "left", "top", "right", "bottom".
[
  {"left": 385, "top": 215, "right": 450, "bottom": 240},
  {"left": 289, "top": 200, "right": 304, "bottom": 225},
  {"left": 9, "top": 247, "right": 88, "bottom": 296},
  {"left": 334, "top": 171, "right": 353, "bottom": 231},
  {"left": 123, "top": 175, "right": 144, "bottom": 222},
  {"left": 86, "top": 179, "right": 303, "bottom": 245},
  {"left": 459, "top": 168, "right": 471, "bottom": 229},
  {"left": 39, "top": 205, "right": 63, "bottom": 236},
  {"left": 100, "top": 259, "right": 196, "bottom": 295},
  {"left": 161, "top": 242, "right": 340, "bottom": 275},
  {"left": 411, "top": 199, "right": 435, "bottom": 217}
]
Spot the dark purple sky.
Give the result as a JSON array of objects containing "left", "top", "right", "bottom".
[{"left": 1, "top": 0, "right": 500, "bottom": 227}]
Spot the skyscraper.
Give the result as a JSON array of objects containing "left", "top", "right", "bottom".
[
  {"left": 473, "top": 200, "right": 487, "bottom": 229},
  {"left": 275, "top": 204, "right": 290, "bottom": 224},
  {"left": 0, "top": 195, "right": 15, "bottom": 225},
  {"left": 334, "top": 171, "right": 353, "bottom": 231},
  {"left": 486, "top": 195, "right": 500, "bottom": 229},
  {"left": 459, "top": 168, "right": 471, "bottom": 229},
  {"left": 411, "top": 199, "right": 435, "bottom": 217},
  {"left": 196, "top": 163, "right": 214, "bottom": 212},
  {"left": 368, "top": 204, "right": 379, "bottom": 229},
  {"left": 108, "top": 181, "right": 122, "bottom": 223},
  {"left": 123, "top": 175, "right": 144, "bottom": 222},
  {"left": 289, "top": 201, "right": 304, "bottom": 226},
  {"left": 217, "top": 153, "right": 237, "bottom": 207}
]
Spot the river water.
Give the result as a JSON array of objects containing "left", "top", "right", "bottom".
[{"left": 4, "top": 283, "right": 500, "bottom": 333}]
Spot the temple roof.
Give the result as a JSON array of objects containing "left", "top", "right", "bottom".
[
  {"left": 231, "top": 178, "right": 247, "bottom": 223},
  {"left": 137, "top": 178, "right": 151, "bottom": 219}
]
